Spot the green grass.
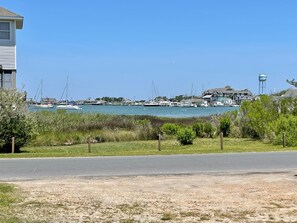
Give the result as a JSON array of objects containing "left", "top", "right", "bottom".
[
  {"left": 0, "top": 184, "right": 48, "bottom": 223},
  {"left": 0, "top": 183, "right": 21, "bottom": 223},
  {"left": 0, "top": 183, "right": 17, "bottom": 207},
  {"left": 0, "top": 138, "right": 296, "bottom": 158}
]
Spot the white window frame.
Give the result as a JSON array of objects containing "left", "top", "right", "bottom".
[{"left": 0, "top": 21, "right": 11, "bottom": 41}]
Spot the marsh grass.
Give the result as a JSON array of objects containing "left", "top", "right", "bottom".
[{"left": 30, "top": 111, "right": 206, "bottom": 147}]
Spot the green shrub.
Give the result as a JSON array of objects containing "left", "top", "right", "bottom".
[
  {"left": 239, "top": 96, "right": 278, "bottom": 139},
  {"left": 0, "top": 90, "right": 37, "bottom": 152},
  {"left": 204, "top": 122, "right": 214, "bottom": 138},
  {"left": 192, "top": 122, "right": 214, "bottom": 138},
  {"left": 192, "top": 123, "right": 204, "bottom": 137},
  {"left": 161, "top": 123, "right": 180, "bottom": 135},
  {"left": 219, "top": 116, "right": 231, "bottom": 137},
  {"left": 269, "top": 115, "right": 297, "bottom": 146},
  {"left": 176, "top": 127, "right": 195, "bottom": 145}
]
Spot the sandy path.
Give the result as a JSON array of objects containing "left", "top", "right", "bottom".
[{"left": 8, "top": 172, "right": 297, "bottom": 222}]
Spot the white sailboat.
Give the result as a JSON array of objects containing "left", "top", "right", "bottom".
[
  {"left": 32, "top": 80, "right": 54, "bottom": 109},
  {"left": 57, "top": 76, "right": 81, "bottom": 110}
]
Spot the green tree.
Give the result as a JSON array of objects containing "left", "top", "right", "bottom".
[{"left": 0, "top": 90, "right": 37, "bottom": 153}]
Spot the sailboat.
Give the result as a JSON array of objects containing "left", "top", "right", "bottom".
[
  {"left": 32, "top": 80, "right": 54, "bottom": 109},
  {"left": 144, "top": 81, "right": 163, "bottom": 106},
  {"left": 56, "top": 76, "right": 81, "bottom": 110}
]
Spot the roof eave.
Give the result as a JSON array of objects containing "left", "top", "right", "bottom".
[
  {"left": 16, "top": 18, "right": 23, "bottom": 29},
  {"left": 0, "top": 16, "right": 24, "bottom": 29}
]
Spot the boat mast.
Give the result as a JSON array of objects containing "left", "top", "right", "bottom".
[
  {"left": 34, "top": 80, "right": 43, "bottom": 103},
  {"left": 66, "top": 76, "right": 68, "bottom": 102},
  {"left": 60, "top": 76, "right": 69, "bottom": 102},
  {"left": 40, "top": 79, "right": 43, "bottom": 101}
]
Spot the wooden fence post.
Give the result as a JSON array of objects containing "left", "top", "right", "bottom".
[
  {"left": 12, "top": 137, "right": 15, "bottom": 154},
  {"left": 88, "top": 137, "right": 92, "bottom": 153},
  {"left": 283, "top": 132, "right": 286, "bottom": 148},
  {"left": 220, "top": 132, "right": 224, "bottom": 150}
]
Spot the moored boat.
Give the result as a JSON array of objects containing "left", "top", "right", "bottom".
[
  {"left": 200, "top": 101, "right": 208, "bottom": 107},
  {"left": 144, "top": 100, "right": 160, "bottom": 106},
  {"left": 56, "top": 104, "right": 81, "bottom": 110},
  {"left": 33, "top": 103, "right": 54, "bottom": 109}
]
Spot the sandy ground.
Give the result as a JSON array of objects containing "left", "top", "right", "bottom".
[{"left": 7, "top": 172, "right": 297, "bottom": 223}]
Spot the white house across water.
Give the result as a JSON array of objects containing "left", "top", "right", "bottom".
[{"left": 0, "top": 7, "right": 23, "bottom": 89}]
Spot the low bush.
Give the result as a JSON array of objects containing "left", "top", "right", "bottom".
[
  {"left": 176, "top": 127, "right": 196, "bottom": 145},
  {"left": 161, "top": 123, "right": 180, "bottom": 135},
  {"left": 192, "top": 122, "right": 205, "bottom": 137}
]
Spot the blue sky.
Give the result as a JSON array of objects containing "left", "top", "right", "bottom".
[{"left": 2, "top": 0, "right": 297, "bottom": 100}]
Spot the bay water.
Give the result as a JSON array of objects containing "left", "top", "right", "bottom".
[{"left": 30, "top": 105, "right": 239, "bottom": 118}]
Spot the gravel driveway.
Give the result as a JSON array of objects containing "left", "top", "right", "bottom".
[{"left": 7, "top": 172, "right": 297, "bottom": 222}]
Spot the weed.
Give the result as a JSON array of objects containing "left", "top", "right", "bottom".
[
  {"left": 161, "top": 212, "right": 177, "bottom": 221},
  {"left": 200, "top": 214, "right": 211, "bottom": 221},
  {"left": 180, "top": 211, "right": 201, "bottom": 217},
  {"left": 270, "top": 202, "right": 285, "bottom": 208},
  {"left": 120, "top": 219, "right": 139, "bottom": 223},
  {"left": 116, "top": 202, "right": 144, "bottom": 215}
]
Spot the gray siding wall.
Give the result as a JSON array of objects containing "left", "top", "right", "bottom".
[
  {"left": 0, "top": 21, "right": 16, "bottom": 69},
  {"left": 0, "top": 45, "right": 16, "bottom": 69}
]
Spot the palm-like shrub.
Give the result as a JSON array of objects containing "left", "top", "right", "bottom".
[
  {"left": 0, "top": 90, "right": 37, "bottom": 152},
  {"left": 219, "top": 116, "right": 231, "bottom": 137}
]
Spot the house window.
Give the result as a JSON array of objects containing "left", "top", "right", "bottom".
[{"left": 0, "top": 22, "right": 10, "bottom": 40}]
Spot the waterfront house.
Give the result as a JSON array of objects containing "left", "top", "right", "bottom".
[
  {"left": 0, "top": 7, "right": 23, "bottom": 89},
  {"left": 203, "top": 86, "right": 253, "bottom": 104}
]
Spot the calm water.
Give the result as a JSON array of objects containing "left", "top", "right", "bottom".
[{"left": 30, "top": 105, "right": 239, "bottom": 118}]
